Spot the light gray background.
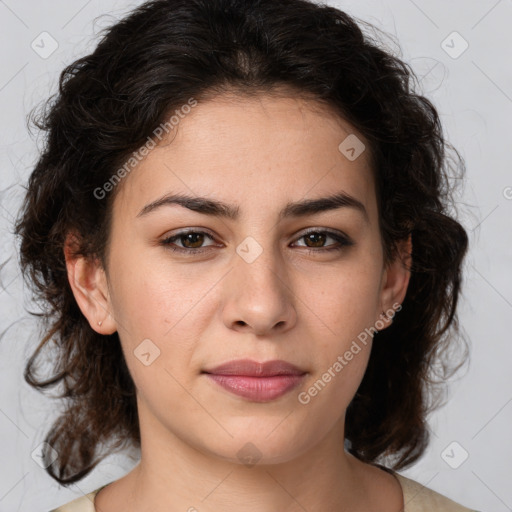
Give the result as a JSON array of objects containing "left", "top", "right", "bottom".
[{"left": 0, "top": 1, "right": 511, "bottom": 511}]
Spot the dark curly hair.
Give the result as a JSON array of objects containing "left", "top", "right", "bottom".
[{"left": 14, "top": 0, "right": 469, "bottom": 485}]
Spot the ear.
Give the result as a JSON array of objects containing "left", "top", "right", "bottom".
[
  {"left": 377, "top": 234, "right": 412, "bottom": 329},
  {"left": 63, "top": 232, "right": 117, "bottom": 335}
]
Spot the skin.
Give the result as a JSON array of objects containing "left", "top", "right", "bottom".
[{"left": 65, "top": 91, "right": 411, "bottom": 512}]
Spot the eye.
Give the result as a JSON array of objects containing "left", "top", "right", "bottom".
[
  {"left": 160, "top": 228, "right": 354, "bottom": 256},
  {"left": 292, "top": 229, "right": 354, "bottom": 253},
  {"left": 160, "top": 230, "right": 218, "bottom": 254}
]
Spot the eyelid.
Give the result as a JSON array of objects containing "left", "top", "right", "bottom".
[
  {"left": 297, "top": 226, "right": 351, "bottom": 240},
  {"left": 162, "top": 228, "right": 218, "bottom": 247}
]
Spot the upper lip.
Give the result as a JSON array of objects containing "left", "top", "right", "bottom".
[{"left": 203, "top": 359, "right": 306, "bottom": 377}]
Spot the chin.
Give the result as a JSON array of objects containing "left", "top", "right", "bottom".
[{"left": 203, "top": 428, "right": 314, "bottom": 467}]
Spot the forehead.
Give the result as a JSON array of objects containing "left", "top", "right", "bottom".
[{"left": 112, "top": 93, "right": 376, "bottom": 225}]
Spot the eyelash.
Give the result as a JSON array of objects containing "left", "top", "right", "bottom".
[{"left": 160, "top": 228, "right": 354, "bottom": 256}]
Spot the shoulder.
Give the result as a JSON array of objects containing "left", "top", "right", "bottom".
[
  {"left": 49, "top": 486, "right": 105, "bottom": 512},
  {"left": 48, "top": 474, "right": 483, "bottom": 512},
  {"left": 395, "top": 473, "right": 481, "bottom": 512}
]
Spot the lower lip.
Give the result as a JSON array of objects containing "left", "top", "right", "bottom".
[{"left": 204, "top": 373, "right": 306, "bottom": 402}]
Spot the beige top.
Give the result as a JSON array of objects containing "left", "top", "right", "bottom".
[{"left": 50, "top": 472, "right": 480, "bottom": 511}]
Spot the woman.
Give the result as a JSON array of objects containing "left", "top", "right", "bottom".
[{"left": 15, "top": 0, "right": 479, "bottom": 510}]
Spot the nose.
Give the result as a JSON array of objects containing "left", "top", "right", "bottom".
[{"left": 221, "top": 239, "right": 297, "bottom": 336}]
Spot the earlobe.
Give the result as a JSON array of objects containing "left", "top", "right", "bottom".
[
  {"left": 63, "top": 233, "right": 117, "bottom": 335},
  {"left": 378, "top": 235, "right": 412, "bottom": 328}
]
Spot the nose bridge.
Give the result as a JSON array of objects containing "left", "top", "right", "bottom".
[
  {"left": 235, "top": 232, "right": 285, "bottom": 289},
  {"left": 226, "top": 200, "right": 295, "bottom": 290}
]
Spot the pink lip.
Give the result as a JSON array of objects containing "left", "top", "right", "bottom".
[
  {"left": 202, "top": 359, "right": 307, "bottom": 402},
  {"left": 204, "top": 358, "right": 306, "bottom": 376}
]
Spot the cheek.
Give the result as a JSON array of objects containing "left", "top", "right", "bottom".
[
  {"left": 107, "top": 253, "right": 217, "bottom": 392},
  {"left": 298, "top": 278, "right": 376, "bottom": 416},
  {"left": 303, "top": 262, "right": 382, "bottom": 336},
  {"left": 108, "top": 247, "right": 211, "bottom": 336},
  {"left": 295, "top": 257, "right": 382, "bottom": 406}
]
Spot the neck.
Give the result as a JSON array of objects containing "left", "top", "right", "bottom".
[{"left": 109, "top": 413, "right": 372, "bottom": 512}]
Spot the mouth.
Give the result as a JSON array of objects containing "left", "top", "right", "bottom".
[
  {"left": 202, "top": 358, "right": 306, "bottom": 376},
  {"left": 202, "top": 359, "right": 307, "bottom": 402}
]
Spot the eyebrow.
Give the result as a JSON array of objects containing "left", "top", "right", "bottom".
[{"left": 137, "top": 191, "right": 368, "bottom": 222}]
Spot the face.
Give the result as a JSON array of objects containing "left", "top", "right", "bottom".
[{"left": 67, "top": 91, "right": 410, "bottom": 466}]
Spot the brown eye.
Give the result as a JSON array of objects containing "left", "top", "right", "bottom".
[
  {"left": 294, "top": 229, "right": 354, "bottom": 253},
  {"left": 303, "top": 232, "right": 328, "bottom": 248},
  {"left": 179, "top": 232, "right": 206, "bottom": 249},
  {"left": 160, "top": 228, "right": 353, "bottom": 257},
  {"left": 161, "top": 230, "right": 217, "bottom": 254}
]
